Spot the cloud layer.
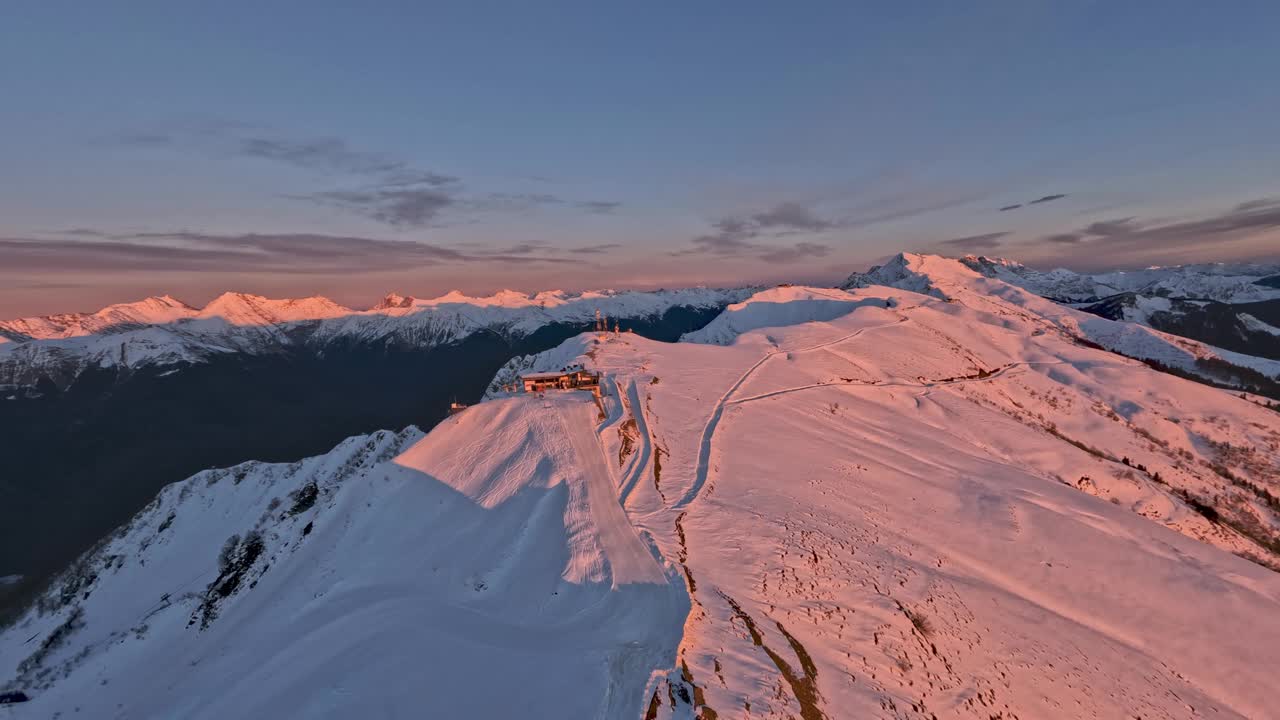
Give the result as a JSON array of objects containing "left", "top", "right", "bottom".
[
  {"left": 111, "top": 124, "right": 619, "bottom": 229},
  {"left": 0, "top": 232, "right": 586, "bottom": 275},
  {"left": 937, "top": 232, "right": 1009, "bottom": 250},
  {"left": 999, "top": 193, "right": 1068, "bottom": 212},
  {"left": 675, "top": 202, "right": 837, "bottom": 264},
  {"left": 1037, "top": 198, "right": 1280, "bottom": 253}
]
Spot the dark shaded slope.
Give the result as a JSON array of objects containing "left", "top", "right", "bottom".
[{"left": 1081, "top": 295, "right": 1280, "bottom": 361}]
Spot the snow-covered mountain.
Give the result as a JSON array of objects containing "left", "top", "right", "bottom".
[
  {"left": 0, "top": 287, "right": 753, "bottom": 388},
  {"left": 5, "top": 255, "right": 1280, "bottom": 717},
  {"left": 844, "top": 253, "right": 1280, "bottom": 395},
  {"left": 934, "top": 255, "right": 1280, "bottom": 365},
  {"left": 954, "top": 254, "right": 1280, "bottom": 304},
  {"left": 0, "top": 295, "right": 197, "bottom": 341},
  {"left": 1081, "top": 293, "right": 1280, "bottom": 360}
]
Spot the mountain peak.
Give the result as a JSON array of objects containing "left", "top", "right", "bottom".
[
  {"left": 960, "top": 254, "right": 1027, "bottom": 270},
  {"left": 0, "top": 294, "right": 200, "bottom": 340},
  {"left": 839, "top": 251, "right": 942, "bottom": 292},
  {"left": 197, "top": 292, "right": 348, "bottom": 324},
  {"left": 372, "top": 292, "right": 415, "bottom": 310}
]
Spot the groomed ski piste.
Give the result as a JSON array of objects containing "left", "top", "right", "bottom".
[{"left": 4, "top": 255, "right": 1280, "bottom": 718}]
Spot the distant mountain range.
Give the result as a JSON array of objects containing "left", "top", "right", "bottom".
[
  {"left": 0, "top": 287, "right": 753, "bottom": 389},
  {"left": 955, "top": 254, "right": 1280, "bottom": 304}
]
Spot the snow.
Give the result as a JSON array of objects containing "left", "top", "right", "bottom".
[
  {"left": 1117, "top": 293, "right": 1174, "bottom": 324},
  {"left": 954, "top": 254, "right": 1280, "bottom": 303},
  {"left": 680, "top": 286, "right": 891, "bottom": 345},
  {"left": 853, "top": 253, "right": 1280, "bottom": 383},
  {"left": 313, "top": 287, "right": 756, "bottom": 345},
  {"left": 0, "top": 404, "right": 688, "bottom": 718},
  {"left": 194, "top": 292, "right": 351, "bottom": 326},
  {"left": 597, "top": 284, "right": 1279, "bottom": 718},
  {"left": 471, "top": 277, "right": 1280, "bottom": 718},
  {"left": 0, "top": 286, "right": 752, "bottom": 387},
  {"left": 1241, "top": 313, "right": 1280, "bottom": 337},
  {"left": 0, "top": 295, "right": 196, "bottom": 340},
  {"left": 5, "top": 259, "right": 1280, "bottom": 718}
]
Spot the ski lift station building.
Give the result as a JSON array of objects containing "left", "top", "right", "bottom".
[{"left": 520, "top": 368, "right": 600, "bottom": 394}]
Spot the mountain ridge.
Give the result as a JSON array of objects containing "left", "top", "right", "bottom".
[
  {"left": 842, "top": 253, "right": 1280, "bottom": 396},
  {"left": 955, "top": 253, "right": 1280, "bottom": 303}
]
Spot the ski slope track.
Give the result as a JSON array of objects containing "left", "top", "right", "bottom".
[{"left": 5, "top": 257, "right": 1280, "bottom": 718}]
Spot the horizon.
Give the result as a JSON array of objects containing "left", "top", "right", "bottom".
[
  {"left": 5, "top": 3, "right": 1280, "bottom": 317},
  {"left": 7, "top": 249, "right": 1280, "bottom": 320}
]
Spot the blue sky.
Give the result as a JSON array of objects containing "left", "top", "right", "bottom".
[{"left": 3, "top": 1, "right": 1279, "bottom": 315}]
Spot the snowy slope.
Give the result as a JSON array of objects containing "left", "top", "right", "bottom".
[
  {"left": 610, "top": 286, "right": 1280, "bottom": 718},
  {"left": 679, "top": 286, "right": 892, "bottom": 345},
  {"left": 952, "top": 255, "right": 1280, "bottom": 304},
  {"left": 480, "top": 281, "right": 1280, "bottom": 718},
  {"left": 0, "top": 402, "right": 688, "bottom": 718},
  {"left": 6, "top": 274, "right": 1280, "bottom": 718},
  {"left": 0, "top": 287, "right": 752, "bottom": 388},
  {"left": 0, "top": 296, "right": 196, "bottom": 341},
  {"left": 1242, "top": 313, "right": 1280, "bottom": 336},
  {"left": 847, "top": 253, "right": 1280, "bottom": 386},
  {"left": 943, "top": 256, "right": 1280, "bottom": 365},
  {"left": 0, "top": 293, "right": 346, "bottom": 341}
]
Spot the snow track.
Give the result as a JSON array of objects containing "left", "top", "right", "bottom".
[
  {"left": 723, "top": 360, "right": 1095, "bottom": 405},
  {"left": 679, "top": 314, "right": 913, "bottom": 509},
  {"left": 616, "top": 380, "right": 656, "bottom": 505},
  {"left": 552, "top": 397, "right": 669, "bottom": 588}
]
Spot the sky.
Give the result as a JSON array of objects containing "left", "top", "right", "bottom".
[{"left": 3, "top": 0, "right": 1279, "bottom": 317}]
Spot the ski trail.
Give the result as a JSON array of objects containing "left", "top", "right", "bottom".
[
  {"left": 616, "top": 379, "right": 654, "bottom": 505},
  {"left": 553, "top": 398, "right": 669, "bottom": 587},
  {"left": 723, "top": 360, "right": 1076, "bottom": 405},
  {"left": 551, "top": 396, "right": 690, "bottom": 719},
  {"left": 675, "top": 315, "right": 912, "bottom": 509}
]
